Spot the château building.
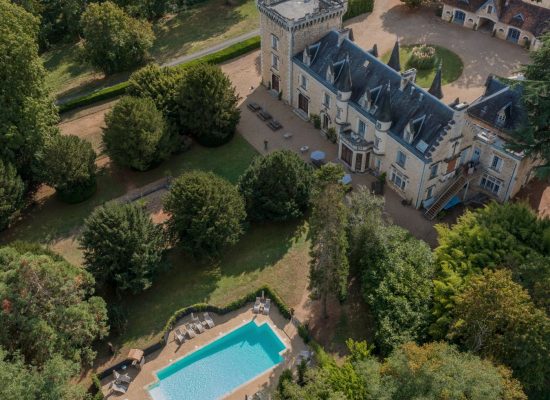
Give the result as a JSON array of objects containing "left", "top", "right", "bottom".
[{"left": 257, "top": 0, "right": 539, "bottom": 218}]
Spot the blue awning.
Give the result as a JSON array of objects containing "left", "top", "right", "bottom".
[
  {"left": 443, "top": 195, "right": 461, "bottom": 210},
  {"left": 340, "top": 174, "right": 352, "bottom": 185}
]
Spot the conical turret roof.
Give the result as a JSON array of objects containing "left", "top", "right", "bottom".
[
  {"left": 428, "top": 63, "right": 444, "bottom": 99},
  {"left": 388, "top": 40, "right": 401, "bottom": 72}
]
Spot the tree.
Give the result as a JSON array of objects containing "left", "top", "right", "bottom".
[
  {"left": 39, "top": 135, "right": 97, "bottom": 203},
  {"left": 164, "top": 171, "right": 246, "bottom": 258},
  {"left": 508, "top": 33, "right": 550, "bottom": 176},
  {"left": 0, "top": 245, "right": 108, "bottom": 366},
  {"left": 313, "top": 162, "right": 346, "bottom": 193},
  {"left": 175, "top": 63, "right": 240, "bottom": 146},
  {"left": 0, "top": 0, "right": 59, "bottom": 184},
  {"left": 0, "top": 347, "right": 89, "bottom": 400},
  {"left": 80, "top": 202, "right": 166, "bottom": 293},
  {"left": 399, "top": 0, "right": 425, "bottom": 7},
  {"left": 80, "top": 1, "right": 154, "bottom": 74},
  {"left": 309, "top": 183, "right": 349, "bottom": 318},
  {"left": 114, "top": 0, "right": 173, "bottom": 20},
  {"left": 432, "top": 202, "right": 550, "bottom": 337},
  {"left": 450, "top": 269, "right": 550, "bottom": 399},
  {"left": 0, "top": 160, "right": 25, "bottom": 231},
  {"left": 103, "top": 96, "right": 171, "bottom": 171},
  {"left": 238, "top": 150, "right": 314, "bottom": 221}
]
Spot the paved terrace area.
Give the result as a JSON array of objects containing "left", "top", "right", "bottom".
[{"left": 101, "top": 305, "right": 306, "bottom": 400}]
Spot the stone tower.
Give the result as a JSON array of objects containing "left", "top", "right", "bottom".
[{"left": 257, "top": 0, "right": 347, "bottom": 104}]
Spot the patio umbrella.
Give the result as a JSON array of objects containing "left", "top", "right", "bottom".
[
  {"left": 310, "top": 150, "right": 326, "bottom": 162},
  {"left": 340, "top": 174, "right": 352, "bottom": 185}
]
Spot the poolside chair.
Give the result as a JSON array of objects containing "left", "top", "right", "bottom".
[
  {"left": 203, "top": 312, "right": 215, "bottom": 328},
  {"left": 193, "top": 321, "right": 205, "bottom": 334},
  {"left": 263, "top": 298, "right": 271, "bottom": 315},
  {"left": 184, "top": 324, "right": 196, "bottom": 339},
  {"left": 113, "top": 370, "right": 132, "bottom": 385},
  {"left": 174, "top": 328, "right": 186, "bottom": 344},
  {"left": 253, "top": 297, "right": 262, "bottom": 314},
  {"left": 111, "top": 381, "right": 128, "bottom": 395}
]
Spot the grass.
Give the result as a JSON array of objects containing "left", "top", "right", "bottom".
[
  {"left": 118, "top": 220, "right": 310, "bottom": 350},
  {"left": 43, "top": 0, "right": 259, "bottom": 97},
  {"left": 0, "top": 135, "right": 258, "bottom": 261},
  {"left": 381, "top": 44, "right": 464, "bottom": 88}
]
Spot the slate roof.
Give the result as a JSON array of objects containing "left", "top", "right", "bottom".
[
  {"left": 467, "top": 75, "right": 527, "bottom": 133},
  {"left": 293, "top": 30, "right": 456, "bottom": 160},
  {"left": 443, "top": 0, "right": 550, "bottom": 37}
]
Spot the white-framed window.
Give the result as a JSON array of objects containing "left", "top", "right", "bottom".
[
  {"left": 429, "top": 163, "right": 438, "bottom": 180},
  {"left": 374, "top": 136, "right": 381, "bottom": 150},
  {"left": 487, "top": 5, "right": 493, "bottom": 13},
  {"left": 271, "top": 34, "right": 279, "bottom": 51},
  {"left": 323, "top": 93, "right": 331, "bottom": 108},
  {"left": 396, "top": 150, "right": 407, "bottom": 168},
  {"left": 490, "top": 154, "right": 503, "bottom": 172},
  {"left": 358, "top": 120, "right": 366, "bottom": 136},
  {"left": 426, "top": 185, "right": 435, "bottom": 199},
  {"left": 271, "top": 53, "right": 279, "bottom": 70},
  {"left": 336, "top": 107, "right": 343, "bottom": 119},
  {"left": 480, "top": 173, "right": 502, "bottom": 194},
  {"left": 390, "top": 168, "right": 407, "bottom": 190},
  {"left": 300, "top": 74, "right": 308, "bottom": 90}
]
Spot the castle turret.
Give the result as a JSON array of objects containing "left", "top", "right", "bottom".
[
  {"left": 257, "top": 0, "right": 347, "bottom": 104},
  {"left": 374, "top": 83, "right": 392, "bottom": 155},
  {"left": 335, "top": 57, "right": 353, "bottom": 124},
  {"left": 428, "top": 63, "right": 444, "bottom": 99},
  {"left": 387, "top": 40, "right": 401, "bottom": 72}
]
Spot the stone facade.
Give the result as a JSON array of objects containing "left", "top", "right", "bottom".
[{"left": 257, "top": 0, "right": 539, "bottom": 211}]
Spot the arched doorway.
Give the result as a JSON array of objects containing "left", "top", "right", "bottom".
[
  {"left": 477, "top": 17, "right": 495, "bottom": 33},
  {"left": 453, "top": 10, "right": 466, "bottom": 25}
]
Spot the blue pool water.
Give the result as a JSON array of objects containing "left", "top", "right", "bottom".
[{"left": 148, "top": 321, "right": 286, "bottom": 400}]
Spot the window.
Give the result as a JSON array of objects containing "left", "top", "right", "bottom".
[
  {"left": 323, "top": 93, "right": 331, "bottom": 108},
  {"left": 374, "top": 137, "right": 381, "bottom": 150},
  {"left": 271, "top": 53, "right": 279, "bottom": 70},
  {"left": 429, "top": 163, "right": 438, "bottom": 180},
  {"left": 396, "top": 150, "right": 407, "bottom": 168},
  {"left": 480, "top": 173, "right": 502, "bottom": 194},
  {"left": 271, "top": 34, "right": 279, "bottom": 51},
  {"left": 487, "top": 5, "right": 493, "bottom": 13},
  {"left": 490, "top": 154, "right": 503, "bottom": 172},
  {"left": 300, "top": 74, "right": 308, "bottom": 90},
  {"left": 336, "top": 107, "right": 343, "bottom": 119},
  {"left": 426, "top": 185, "right": 435, "bottom": 199},
  {"left": 358, "top": 120, "right": 366, "bottom": 136},
  {"left": 390, "top": 168, "right": 407, "bottom": 190}
]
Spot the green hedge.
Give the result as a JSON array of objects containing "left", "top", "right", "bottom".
[
  {"left": 344, "top": 0, "right": 374, "bottom": 20},
  {"left": 161, "top": 285, "right": 292, "bottom": 341},
  {"left": 58, "top": 36, "right": 261, "bottom": 114}
]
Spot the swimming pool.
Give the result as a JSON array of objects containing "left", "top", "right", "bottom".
[{"left": 148, "top": 320, "right": 287, "bottom": 400}]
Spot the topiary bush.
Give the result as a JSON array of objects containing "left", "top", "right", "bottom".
[{"left": 408, "top": 45, "right": 437, "bottom": 70}]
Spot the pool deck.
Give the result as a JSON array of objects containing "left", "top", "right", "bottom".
[{"left": 101, "top": 304, "right": 308, "bottom": 400}]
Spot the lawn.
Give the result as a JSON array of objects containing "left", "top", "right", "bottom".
[
  {"left": 43, "top": 0, "right": 259, "bottom": 98},
  {"left": 381, "top": 44, "right": 464, "bottom": 88}
]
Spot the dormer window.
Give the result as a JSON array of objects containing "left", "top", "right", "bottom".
[
  {"left": 496, "top": 103, "right": 511, "bottom": 127},
  {"left": 487, "top": 5, "right": 493, "bottom": 13},
  {"left": 513, "top": 13, "right": 525, "bottom": 21},
  {"left": 326, "top": 66, "right": 334, "bottom": 84},
  {"left": 303, "top": 49, "right": 311, "bottom": 67}
]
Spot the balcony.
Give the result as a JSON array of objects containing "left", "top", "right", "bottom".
[{"left": 340, "top": 130, "right": 373, "bottom": 152}]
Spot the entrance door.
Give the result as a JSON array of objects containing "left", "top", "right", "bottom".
[
  {"left": 453, "top": 10, "right": 465, "bottom": 25},
  {"left": 507, "top": 28, "right": 520, "bottom": 43},
  {"left": 271, "top": 74, "right": 280, "bottom": 92},
  {"left": 322, "top": 113, "right": 330, "bottom": 131},
  {"left": 341, "top": 144, "right": 353, "bottom": 167},
  {"left": 356, "top": 153, "right": 363, "bottom": 171},
  {"left": 472, "top": 147, "right": 481, "bottom": 162},
  {"left": 298, "top": 93, "right": 309, "bottom": 115}
]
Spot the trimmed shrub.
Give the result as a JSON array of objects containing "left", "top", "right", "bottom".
[
  {"left": 408, "top": 45, "right": 437, "bottom": 70},
  {"left": 344, "top": 0, "right": 374, "bottom": 20}
]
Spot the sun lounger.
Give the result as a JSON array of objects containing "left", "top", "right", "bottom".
[
  {"left": 267, "top": 120, "right": 282, "bottom": 131},
  {"left": 175, "top": 328, "right": 186, "bottom": 344},
  {"left": 203, "top": 312, "right": 215, "bottom": 329},
  {"left": 113, "top": 370, "right": 132, "bottom": 385},
  {"left": 193, "top": 321, "right": 205, "bottom": 334},
  {"left": 263, "top": 298, "right": 271, "bottom": 315},
  {"left": 111, "top": 381, "right": 128, "bottom": 394},
  {"left": 184, "top": 324, "right": 196, "bottom": 339},
  {"left": 247, "top": 102, "right": 261, "bottom": 112},
  {"left": 253, "top": 297, "right": 262, "bottom": 314},
  {"left": 257, "top": 110, "right": 272, "bottom": 121}
]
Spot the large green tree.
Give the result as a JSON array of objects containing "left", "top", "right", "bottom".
[
  {"left": 80, "top": 1, "right": 154, "bottom": 74},
  {"left": 509, "top": 33, "right": 550, "bottom": 176},
  {"left": 0, "top": 160, "right": 25, "bottom": 231},
  {"left": 309, "top": 183, "right": 349, "bottom": 318},
  {"left": 103, "top": 96, "right": 171, "bottom": 171},
  {"left": 0, "top": 347, "right": 88, "bottom": 400},
  {"left": 0, "top": 0, "right": 59, "bottom": 184},
  {"left": 164, "top": 171, "right": 246, "bottom": 258},
  {"left": 238, "top": 150, "right": 314, "bottom": 221},
  {"left": 175, "top": 63, "right": 240, "bottom": 146},
  {"left": 432, "top": 202, "right": 550, "bottom": 336},
  {"left": 39, "top": 134, "right": 97, "bottom": 203},
  {"left": 0, "top": 245, "right": 109, "bottom": 366},
  {"left": 450, "top": 269, "right": 550, "bottom": 399},
  {"left": 80, "top": 202, "right": 166, "bottom": 294}
]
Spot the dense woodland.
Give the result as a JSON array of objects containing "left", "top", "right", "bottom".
[{"left": 0, "top": 0, "right": 549, "bottom": 399}]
